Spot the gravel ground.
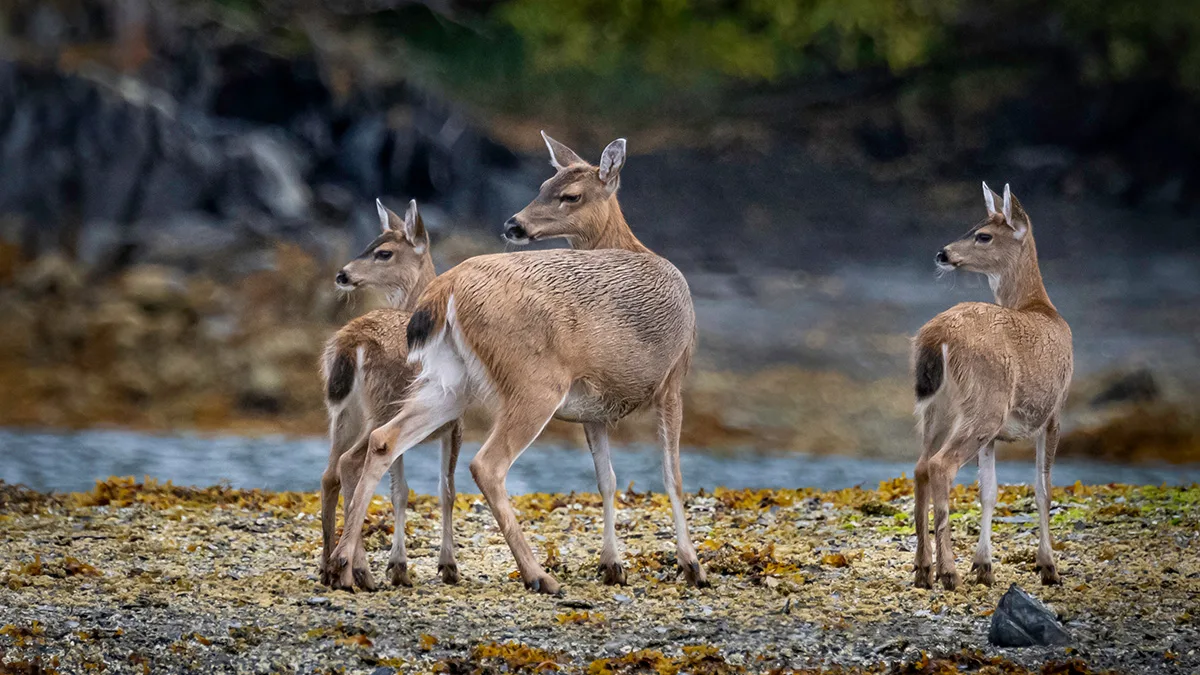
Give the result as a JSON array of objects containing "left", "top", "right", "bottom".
[{"left": 0, "top": 478, "right": 1197, "bottom": 674}]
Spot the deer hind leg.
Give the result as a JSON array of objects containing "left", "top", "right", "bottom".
[
  {"left": 386, "top": 457, "right": 412, "bottom": 587},
  {"left": 657, "top": 381, "right": 708, "bottom": 588},
  {"left": 437, "top": 421, "right": 463, "bottom": 584},
  {"left": 913, "top": 403, "right": 947, "bottom": 589},
  {"left": 585, "top": 422, "right": 624, "bottom": 585},
  {"left": 320, "top": 405, "right": 364, "bottom": 586},
  {"left": 335, "top": 437, "right": 376, "bottom": 591},
  {"left": 913, "top": 454, "right": 934, "bottom": 589},
  {"left": 328, "top": 386, "right": 464, "bottom": 592},
  {"left": 972, "top": 441, "right": 997, "bottom": 586},
  {"left": 470, "top": 389, "right": 566, "bottom": 595},
  {"left": 929, "top": 423, "right": 998, "bottom": 591},
  {"left": 1035, "top": 417, "right": 1062, "bottom": 586}
]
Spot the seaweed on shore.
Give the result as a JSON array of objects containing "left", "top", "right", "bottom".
[{"left": 0, "top": 478, "right": 1196, "bottom": 673}]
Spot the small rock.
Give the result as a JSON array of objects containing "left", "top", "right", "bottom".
[
  {"left": 613, "top": 594, "right": 632, "bottom": 604},
  {"left": 989, "top": 584, "right": 1072, "bottom": 647},
  {"left": 995, "top": 515, "right": 1036, "bottom": 524},
  {"left": 557, "top": 599, "right": 594, "bottom": 610},
  {"left": 370, "top": 668, "right": 396, "bottom": 675},
  {"left": 306, "top": 596, "right": 329, "bottom": 606}
]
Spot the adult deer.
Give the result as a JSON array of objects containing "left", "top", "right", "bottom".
[
  {"left": 327, "top": 133, "right": 707, "bottom": 594},
  {"left": 319, "top": 199, "right": 462, "bottom": 590},
  {"left": 913, "top": 183, "right": 1073, "bottom": 591}
]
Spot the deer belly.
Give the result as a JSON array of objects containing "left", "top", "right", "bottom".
[
  {"left": 996, "top": 412, "right": 1039, "bottom": 443},
  {"left": 555, "top": 381, "right": 640, "bottom": 424}
]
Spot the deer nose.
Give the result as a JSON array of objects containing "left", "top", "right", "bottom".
[
  {"left": 335, "top": 270, "right": 350, "bottom": 286},
  {"left": 935, "top": 249, "right": 950, "bottom": 265},
  {"left": 504, "top": 217, "right": 528, "bottom": 241}
]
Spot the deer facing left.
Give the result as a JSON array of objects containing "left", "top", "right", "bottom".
[
  {"left": 318, "top": 199, "right": 463, "bottom": 590},
  {"left": 912, "top": 183, "right": 1073, "bottom": 591}
]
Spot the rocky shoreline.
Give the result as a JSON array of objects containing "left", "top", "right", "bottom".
[{"left": 1, "top": 478, "right": 1197, "bottom": 673}]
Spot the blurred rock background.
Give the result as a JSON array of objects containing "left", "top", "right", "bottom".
[{"left": 0, "top": 0, "right": 1198, "bottom": 463}]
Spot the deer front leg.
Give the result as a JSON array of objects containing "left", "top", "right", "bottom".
[
  {"left": 657, "top": 384, "right": 708, "bottom": 588},
  {"left": 386, "top": 457, "right": 412, "bottom": 587},
  {"left": 437, "top": 421, "right": 462, "bottom": 584},
  {"left": 470, "top": 393, "right": 564, "bottom": 595},
  {"left": 1035, "top": 418, "right": 1062, "bottom": 585},
  {"left": 972, "top": 442, "right": 997, "bottom": 586},
  {"left": 913, "top": 456, "right": 934, "bottom": 589},
  {"left": 585, "top": 422, "right": 625, "bottom": 585},
  {"left": 330, "top": 390, "right": 461, "bottom": 591}
]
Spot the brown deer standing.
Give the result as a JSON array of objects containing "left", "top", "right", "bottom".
[
  {"left": 327, "top": 133, "right": 707, "bottom": 594},
  {"left": 912, "top": 183, "right": 1073, "bottom": 591},
  {"left": 319, "top": 199, "right": 462, "bottom": 590}
]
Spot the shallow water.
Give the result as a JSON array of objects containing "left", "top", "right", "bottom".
[{"left": 2, "top": 428, "right": 1197, "bottom": 495}]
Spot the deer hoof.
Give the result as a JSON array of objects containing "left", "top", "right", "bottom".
[
  {"left": 914, "top": 564, "right": 934, "bottom": 589},
  {"left": 387, "top": 561, "right": 413, "bottom": 587},
  {"left": 525, "top": 574, "right": 561, "bottom": 596},
  {"left": 681, "top": 560, "right": 709, "bottom": 588},
  {"left": 1037, "top": 563, "right": 1062, "bottom": 586},
  {"left": 938, "top": 568, "right": 961, "bottom": 591},
  {"left": 438, "top": 562, "right": 461, "bottom": 585},
  {"left": 352, "top": 564, "right": 377, "bottom": 592},
  {"left": 971, "top": 562, "right": 995, "bottom": 586},
  {"left": 328, "top": 555, "right": 355, "bottom": 592},
  {"left": 598, "top": 562, "right": 627, "bottom": 586}
]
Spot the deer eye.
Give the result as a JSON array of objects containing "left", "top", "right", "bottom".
[
  {"left": 560, "top": 193, "right": 581, "bottom": 204},
  {"left": 374, "top": 249, "right": 394, "bottom": 261},
  {"left": 975, "top": 232, "right": 993, "bottom": 244}
]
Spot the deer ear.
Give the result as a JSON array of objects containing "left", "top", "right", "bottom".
[
  {"left": 541, "top": 130, "right": 585, "bottom": 170},
  {"left": 982, "top": 181, "right": 998, "bottom": 217},
  {"left": 377, "top": 198, "right": 403, "bottom": 234},
  {"left": 1002, "top": 184, "right": 1028, "bottom": 240},
  {"left": 598, "top": 138, "right": 626, "bottom": 194},
  {"left": 402, "top": 199, "right": 428, "bottom": 254}
]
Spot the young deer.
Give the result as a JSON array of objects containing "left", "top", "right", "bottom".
[
  {"left": 326, "top": 133, "right": 707, "bottom": 594},
  {"left": 912, "top": 183, "right": 1073, "bottom": 591},
  {"left": 319, "top": 199, "right": 463, "bottom": 591}
]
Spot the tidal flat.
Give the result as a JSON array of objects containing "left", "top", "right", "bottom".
[{"left": 0, "top": 478, "right": 1197, "bottom": 674}]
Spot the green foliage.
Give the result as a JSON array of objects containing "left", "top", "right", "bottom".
[
  {"left": 1059, "top": 0, "right": 1200, "bottom": 90},
  {"left": 497, "top": 0, "right": 959, "bottom": 84}
]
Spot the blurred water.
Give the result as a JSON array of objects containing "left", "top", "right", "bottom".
[{"left": 1, "top": 428, "right": 1196, "bottom": 495}]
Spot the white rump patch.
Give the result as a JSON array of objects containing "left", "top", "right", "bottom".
[{"left": 406, "top": 294, "right": 495, "bottom": 407}]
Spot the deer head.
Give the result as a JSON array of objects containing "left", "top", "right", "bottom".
[
  {"left": 936, "top": 182, "right": 1033, "bottom": 277},
  {"left": 503, "top": 132, "right": 632, "bottom": 249},
  {"left": 335, "top": 199, "right": 433, "bottom": 307}
]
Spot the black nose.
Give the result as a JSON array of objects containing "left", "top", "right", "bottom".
[
  {"left": 335, "top": 271, "right": 350, "bottom": 286},
  {"left": 935, "top": 249, "right": 949, "bottom": 264},
  {"left": 504, "top": 217, "right": 527, "bottom": 240}
]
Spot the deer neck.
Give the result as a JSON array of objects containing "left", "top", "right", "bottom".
[
  {"left": 991, "top": 236, "right": 1055, "bottom": 314},
  {"left": 570, "top": 200, "right": 652, "bottom": 254},
  {"left": 395, "top": 257, "right": 437, "bottom": 313}
]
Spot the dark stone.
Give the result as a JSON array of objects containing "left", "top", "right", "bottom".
[
  {"left": 988, "top": 584, "right": 1072, "bottom": 648},
  {"left": 370, "top": 668, "right": 396, "bottom": 675},
  {"left": 1091, "top": 369, "right": 1160, "bottom": 406}
]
